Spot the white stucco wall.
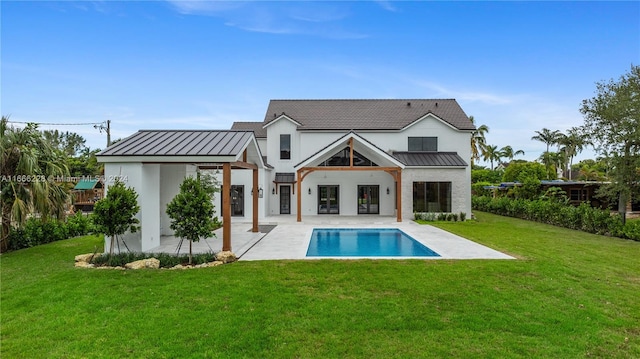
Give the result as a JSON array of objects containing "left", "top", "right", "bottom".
[
  {"left": 103, "top": 162, "right": 143, "bottom": 252},
  {"left": 260, "top": 114, "right": 472, "bottom": 220},
  {"left": 401, "top": 168, "right": 471, "bottom": 219}
]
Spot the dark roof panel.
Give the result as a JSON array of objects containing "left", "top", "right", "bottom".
[
  {"left": 263, "top": 99, "right": 474, "bottom": 131},
  {"left": 231, "top": 122, "right": 267, "bottom": 138},
  {"left": 392, "top": 152, "right": 468, "bottom": 167},
  {"left": 98, "top": 130, "right": 254, "bottom": 156},
  {"left": 274, "top": 172, "right": 296, "bottom": 183}
]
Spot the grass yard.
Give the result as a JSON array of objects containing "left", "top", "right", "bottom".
[{"left": 1, "top": 211, "right": 639, "bottom": 358}]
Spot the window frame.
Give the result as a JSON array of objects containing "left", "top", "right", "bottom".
[
  {"left": 280, "top": 134, "right": 291, "bottom": 160},
  {"left": 408, "top": 137, "right": 438, "bottom": 152}
]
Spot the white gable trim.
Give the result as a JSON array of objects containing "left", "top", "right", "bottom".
[
  {"left": 294, "top": 131, "right": 405, "bottom": 169},
  {"left": 402, "top": 112, "right": 467, "bottom": 132},
  {"left": 262, "top": 114, "right": 302, "bottom": 129}
]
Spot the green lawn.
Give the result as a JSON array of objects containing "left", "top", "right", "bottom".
[{"left": 2, "top": 212, "right": 639, "bottom": 358}]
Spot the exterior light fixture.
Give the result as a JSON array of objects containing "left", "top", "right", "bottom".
[
  {"left": 272, "top": 188, "right": 276, "bottom": 195},
  {"left": 386, "top": 187, "right": 390, "bottom": 195},
  {"left": 308, "top": 188, "right": 312, "bottom": 195},
  {"left": 258, "top": 187, "right": 264, "bottom": 198}
]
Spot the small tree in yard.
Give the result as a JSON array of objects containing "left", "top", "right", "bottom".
[
  {"left": 92, "top": 179, "right": 140, "bottom": 257},
  {"left": 166, "top": 173, "right": 217, "bottom": 265}
]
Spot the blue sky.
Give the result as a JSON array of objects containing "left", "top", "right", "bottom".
[{"left": 2, "top": 1, "right": 639, "bottom": 165}]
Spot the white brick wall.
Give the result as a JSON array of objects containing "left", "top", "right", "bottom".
[{"left": 401, "top": 168, "right": 471, "bottom": 219}]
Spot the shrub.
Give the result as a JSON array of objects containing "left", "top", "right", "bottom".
[
  {"left": 459, "top": 212, "right": 467, "bottom": 221},
  {"left": 472, "top": 195, "right": 634, "bottom": 240},
  {"left": 7, "top": 213, "right": 94, "bottom": 251},
  {"left": 90, "top": 252, "right": 217, "bottom": 268}
]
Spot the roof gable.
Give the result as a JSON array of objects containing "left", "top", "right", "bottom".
[
  {"left": 262, "top": 99, "right": 475, "bottom": 131},
  {"left": 295, "top": 131, "right": 405, "bottom": 169},
  {"left": 230, "top": 122, "right": 267, "bottom": 138}
]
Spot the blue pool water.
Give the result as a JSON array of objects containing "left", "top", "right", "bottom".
[{"left": 306, "top": 228, "right": 440, "bottom": 257}]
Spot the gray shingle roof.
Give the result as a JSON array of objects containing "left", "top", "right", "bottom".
[
  {"left": 231, "top": 122, "right": 267, "bottom": 138},
  {"left": 392, "top": 152, "right": 468, "bottom": 167},
  {"left": 263, "top": 99, "right": 475, "bottom": 131},
  {"left": 98, "top": 130, "right": 254, "bottom": 156}
]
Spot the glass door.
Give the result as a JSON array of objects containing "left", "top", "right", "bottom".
[
  {"left": 280, "top": 185, "right": 291, "bottom": 214},
  {"left": 358, "top": 185, "right": 380, "bottom": 214},
  {"left": 231, "top": 185, "right": 244, "bottom": 216},
  {"left": 318, "top": 185, "right": 339, "bottom": 214}
]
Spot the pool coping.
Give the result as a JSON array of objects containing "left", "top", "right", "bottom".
[{"left": 239, "top": 217, "right": 514, "bottom": 261}]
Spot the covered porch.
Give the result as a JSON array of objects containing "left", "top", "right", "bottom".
[{"left": 97, "top": 130, "right": 265, "bottom": 253}]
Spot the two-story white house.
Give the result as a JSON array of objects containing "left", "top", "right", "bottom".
[
  {"left": 230, "top": 99, "right": 474, "bottom": 222},
  {"left": 97, "top": 98, "right": 474, "bottom": 253}
]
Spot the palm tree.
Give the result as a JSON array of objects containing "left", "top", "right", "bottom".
[
  {"left": 469, "top": 116, "right": 489, "bottom": 167},
  {"left": 538, "top": 151, "right": 565, "bottom": 180},
  {"left": 531, "top": 128, "right": 561, "bottom": 154},
  {"left": 556, "top": 127, "right": 591, "bottom": 180},
  {"left": 0, "top": 117, "right": 70, "bottom": 252},
  {"left": 499, "top": 145, "right": 525, "bottom": 161},
  {"left": 482, "top": 145, "right": 502, "bottom": 170}
]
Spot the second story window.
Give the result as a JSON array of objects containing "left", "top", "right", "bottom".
[
  {"left": 408, "top": 137, "right": 437, "bottom": 152},
  {"left": 280, "top": 134, "right": 291, "bottom": 159}
]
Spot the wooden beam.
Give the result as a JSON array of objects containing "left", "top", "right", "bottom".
[
  {"left": 396, "top": 169, "right": 402, "bottom": 222},
  {"left": 252, "top": 168, "right": 258, "bottom": 233},
  {"left": 222, "top": 163, "right": 231, "bottom": 251},
  {"left": 230, "top": 161, "right": 258, "bottom": 170},
  {"left": 296, "top": 169, "right": 302, "bottom": 222},
  {"left": 349, "top": 137, "right": 354, "bottom": 168}
]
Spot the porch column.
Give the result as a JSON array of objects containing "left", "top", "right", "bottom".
[
  {"left": 252, "top": 168, "right": 259, "bottom": 233},
  {"left": 396, "top": 169, "right": 402, "bottom": 222},
  {"left": 296, "top": 169, "right": 302, "bottom": 222},
  {"left": 222, "top": 162, "right": 231, "bottom": 251}
]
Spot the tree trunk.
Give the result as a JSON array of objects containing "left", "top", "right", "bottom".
[
  {"left": 1, "top": 206, "right": 12, "bottom": 253},
  {"left": 189, "top": 240, "right": 193, "bottom": 265},
  {"left": 618, "top": 192, "right": 627, "bottom": 226}
]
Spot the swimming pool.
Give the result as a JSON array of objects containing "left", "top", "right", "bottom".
[{"left": 306, "top": 228, "right": 440, "bottom": 257}]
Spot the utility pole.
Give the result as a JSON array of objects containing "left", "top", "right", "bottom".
[{"left": 95, "top": 120, "right": 111, "bottom": 147}]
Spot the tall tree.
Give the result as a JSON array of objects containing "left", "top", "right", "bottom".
[
  {"left": 499, "top": 145, "right": 525, "bottom": 161},
  {"left": 166, "top": 173, "right": 217, "bottom": 265},
  {"left": 532, "top": 128, "right": 561, "bottom": 153},
  {"left": 556, "top": 127, "right": 591, "bottom": 180},
  {"left": 0, "top": 117, "right": 70, "bottom": 252},
  {"left": 580, "top": 65, "right": 640, "bottom": 224},
  {"left": 482, "top": 145, "right": 502, "bottom": 170},
  {"left": 469, "top": 116, "right": 489, "bottom": 167}
]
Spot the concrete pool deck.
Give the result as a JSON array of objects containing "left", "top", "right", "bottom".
[
  {"left": 238, "top": 216, "right": 514, "bottom": 261},
  {"left": 151, "top": 216, "right": 514, "bottom": 260}
]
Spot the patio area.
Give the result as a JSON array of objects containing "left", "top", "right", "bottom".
[{"left": 151, "top": 216, "right": 513, "bottom": 261}]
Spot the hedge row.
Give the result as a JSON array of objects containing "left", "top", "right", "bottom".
[
  {"left": 7, "top": 212, "right": 95, "bottom": 251},
  {"left": 472, "top": 195, "right": 640, "bottom": 241}
]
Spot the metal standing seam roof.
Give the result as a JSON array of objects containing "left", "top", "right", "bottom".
[
  {"left": 97, "top": 130, "right": 255, "bottom": 156},
  {"left": 274, "top": 172, "right": 296, "bottom": 183},
  {"left": 73, "top": 179, "right": 100, "bottom": 190},
  {"left": 262, "top": 99, "right": 475, "bottom": 131},
  {"left": 392, "top": 152, "right": 468, "bottom": 167}
]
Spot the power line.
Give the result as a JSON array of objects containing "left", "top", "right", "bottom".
[{"left": 7, "top": 121, "right": 103, "bottom": 126}]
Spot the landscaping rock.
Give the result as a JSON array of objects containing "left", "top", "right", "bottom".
[
  {"left": 74, "top": 261, "right": 94, "bottom": 268},
  {"left": 215, "top": 251, "right": 237, "bottom": 264},
  {"left": 75, "top": 253, "right": 97, "bottom": 263},
  {"left": 124, "top": 258, "right": 160, "bottom": 270}
]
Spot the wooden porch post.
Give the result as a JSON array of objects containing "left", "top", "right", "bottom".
[
  {"left": 252, "top": 168, "right": 259, "bottom": 233},
  {"left": 222, "top": 162, "right": 232, "bottom": 251},
  {"left": 396, "top": 169, "right": 402, "bottom": 222},
  {"left": 296, "top": 169, "right": 302, "bottom": 222}
]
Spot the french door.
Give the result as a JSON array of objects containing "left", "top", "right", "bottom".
[
  {"left": 358, "top": 185, "right": 380, "bottom": 214},
  {"left": 318, "top": 185, "right": 339, "bottom": 214}
]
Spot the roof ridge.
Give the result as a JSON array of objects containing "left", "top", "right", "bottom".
[{"left": 269, "top": 98, "right": 457, "bottom": 101}]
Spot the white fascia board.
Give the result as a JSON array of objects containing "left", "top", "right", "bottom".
[
  {"left": 402, "top": 113, "right": 461, "bottom": 132},
  {"left": 406, "top": 166, "right": 467, "bottom": 169},
  {"left": 97, "top": 155, "right": 239, "bottom": 163},
  {"left": 236, "top": 135, "right": 266, "bottom": 168},
  {"left": 262, "top": 114, "right": 302, "bottom": 129}
]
